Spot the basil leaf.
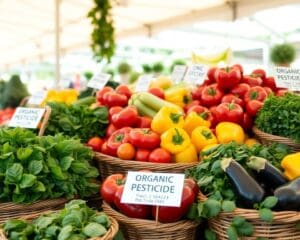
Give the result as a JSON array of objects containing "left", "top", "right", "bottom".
[
  {"left": 261, "top": 196, "right": 278, "bottom": 209},
  {"left": 6, "top": 163, "right": 23, "bottom": 183},
  {"left": 58, "top": 225, "right": 73, "bottom": 240},
  {"left": 17, "top": 147, "right": 33, "bottom": 161},
  {"left": 20, "top": 174, "right": 37, "bottom": 189},
  {"left": 28, "top": 160, "right": 43, "bottom": 175},
  {"left": 83, "top": 222, "right": 107, "bottom": 237},
  {"left": 259, "top": 208, "right": 273, "bottom": 222}
]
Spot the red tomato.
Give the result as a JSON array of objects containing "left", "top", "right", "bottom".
[
  {"left": 96, "top": 87, "right": 113, "bottom": 102},
  {"left": 263, "top": 77, "right": 277, "bottom": 91},
  {"left": 135, "top": 116, "right": 152, "bottom": 128},
  {"left": 102, "top": 92, "right": 128, "bottom": 107},
  {"left": 114, "top": 185, "right": 151, "bottom": 219},
  {"left": 106, "top": 123, "right": 117, "bottom": 138},
  {"left": 184, "top": 178, "right": 199, "bottom": 196},
  {"left": 244, "top": 86, "right": 267, "bottom": 102},
  {"left": 151, "top": 185, "right": 195, "bottom": 223},
  {"left": 187, "top": 105, "right": 208, "bottom": 115},
  {"left": 242, "top": 75, "right": 262, "bottom": 87},
  {"left": 241, "top": 112, "right": 253, "bottom": 131},
  {"left": 191, "top": 86, "right": 204, "bottom": 101},
  {"left": 246, "top": 100, "right": 263, "bottom": 116},
  {"left": 116, "top": 85, "right": 132, "bottom": 99},
  {"left": 276, "top": 89, "right": 288, "bottom": 96},
  {"left": 184, "top": 100, "right": 201, "bottom": 113},
  {"left": 107, "top": 127, "right": 131, "bottom": 156},
  {"left": 201, "top": 84, "right": 224, "bottom": 107},
  {"left": 112, "top": 107, "right": 138, "bottom": 128},
  {"left": 109, "top": 106, "right": 123, "bottom": 122},
  {"left": 209, "top": 106, "right": 219, "bottom": 127},
  {"left": 101, "top": 174, "right": 125, "bottom": 205},
  {"left": 87, "top": 137, "right": 104, "bottom": 152},
  {"left": 251, "top": 69, "right": 266, "bottom": 80},
  {"left": 263, "top": 87, "right": 273, "bottom": 96},
  {"left": 231, "top": 83, "right": 250, "bottom": 98},
  {"left": 135, "top": 149, "right": 151, "bottom": 162},
  {"left": 129, "top": 128, "right": 160, "bottom": 150},
  {"left": 221, "top": 94, "right": 244, "bottom": 108},
  {"left": 101, "top": 141, "right": 112, "bottom": 155},
  {"left": 148, "top": 88, "right": 165, "bottom": 99},
  {"left": 117, "top": 143, "right": 136, "bottom": 160},
  {"left": 215, "top": 102, "right": 244, "bottom": 124},
  {"left": 207, "top": 67, "right": 217, "bottom": 83},
  {"left": 148, "top": 148, "right": 171, "bottom": 163},
  {"left": 231, "top": 64, "right": 244, "bottom": 75},
  {"left": 215, "top": 67, "right": 241, "bottom": 90}
]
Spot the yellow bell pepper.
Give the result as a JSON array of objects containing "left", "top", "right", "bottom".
[
  {"left": 164, "top": 87, "right": 191, "bottom": 108},
  {"left": 216, "top": 122, "right": 245, "bottom": 144},
  {"left": 161, "top": 127, "right": 191, "bottom": 154},
  {"left": 150, "top": 75, "right": 173, "bottom": 89},
  {"left": 184, "top": 111, "right": 211, "bottom": 135},
  {"left": 191, "top": 126, "right": 218, "bottom": 152},
  {"left": 281, "top": 153, "right": 300, "bottom": 180},
  {"left": 151, "top": 106, "right": 184, "bottom": 134},
  {"left": 245, "top": 138, "right": 260, "bottom": 147},
  {"left": 173, "top": 144, "right": 198, "bottom": 163}
]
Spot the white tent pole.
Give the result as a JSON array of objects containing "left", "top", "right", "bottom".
[{"left": 55, "top": 0, "right": 61, "bottom": 89}]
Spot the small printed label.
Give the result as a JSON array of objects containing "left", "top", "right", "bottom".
[
  {"left": 87, "top": 73, "right": 111, "bottom": 89},
  {"left": 171, "top": 65, "right": 187, "bottom": 83},
  {"left": 274, "top": 67, "right": 300, "bottom": 90},
  {"left": 135, "top": 74, "right": 152, "bottom": 92},
  {"left": 121, "top": 171, "right": 185, "bottom": 207},
  {"left": 28, "top": 91, "right": 47, "bottom": 105},
  {"left": 185, "top": 64, "right": 208, "bottom": 85},
  {"left": 9, "top": 107, "right": 45, "bottom": 129}
]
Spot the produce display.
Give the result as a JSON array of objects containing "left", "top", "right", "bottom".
[
  {"left": 0, "top": 128, "right": 99, "bottom": 204},
  {"left": 101, "top": 173, "right": 198, "bottom": 222},
  {"left": 2, "top": 200, "right": 112, "bottom": 240}
]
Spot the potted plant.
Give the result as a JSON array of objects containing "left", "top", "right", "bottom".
[
  {"left": 270, "top": 43, "right": 296, "bottom": 67},
  {"left": 152, "top": 62, "right": 164, "bottom": 76},
  {"left": 118, "top": 62, "right": 131, "bottom": 84},
  {"left": 142, "top": 64, "right": 152, "bottom": 74}
]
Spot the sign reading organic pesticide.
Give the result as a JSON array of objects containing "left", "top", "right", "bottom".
[
  {"left": 185, "top": 64, "right": 208, "bottom": 85},
  {"left": 9, "top": 107, "right": 45, "bottom": 129},
  {"left": 171, "top": 65, "right": 187, "bottom": 83},
  {"left": 121, "top": 171, "right": 185, "bottom": 207},
  {"left": 87, "top": 73, "right": 111, "bottom": 89},
  {"left": 135, "top": 74, "right": 152, "bottom": 92},
  {"left": 274, "top": 67, "right": 300, "bottom": 91}
]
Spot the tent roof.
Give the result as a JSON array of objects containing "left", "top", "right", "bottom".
[{"left": 0, "top": 0, "right": 299, "bottom": 69}]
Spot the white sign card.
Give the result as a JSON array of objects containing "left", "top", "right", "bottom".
[
  {"left": 171, "top": 65, "right": 187, "bottom": 83},
  {"left": 185, "top": 64, "right": 208, "bottom": 85},
  {"left": 121, "top": 171, "right": 185, "bottom": 207},
  {"left": 27, "top": 91, "right": 47, "bottom": 105},
  {"left": 135, "top": 74, "right": 152, "bottom": 92},
  {"left": 87, "top": 73, "right": 111, "bottom": 89},
  {"left": 9, "top": 107, "right": 45, "bottom": 129},
  {"left": 273, "top": 67, "right": 300, "bottom": 90}
]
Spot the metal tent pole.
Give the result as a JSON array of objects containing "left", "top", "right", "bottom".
[{"left": 55, "top": 0, "right": 61, "bottom": 89}]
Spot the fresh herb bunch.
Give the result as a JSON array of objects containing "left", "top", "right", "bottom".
[
  {"left": 45, "top": 102, "right": 108, "bottom": 142},
  {"left": 0, "top": 128, "right": 99, "bottom": 204},
  {"left": 3, "top": 200, "right": 111, "bottom": 240},
  {"left": 255, "top": 93, "right": 300, "bottom": 142}
]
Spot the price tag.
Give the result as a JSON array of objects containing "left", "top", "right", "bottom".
[
  {"left": 135, "top": 74, "right": 152, "bottom": 92},
  {"left": 121, "top": 171, "right": 185, "bottom": 207},
  {"left": 9, "top": 107, "right": 45, "bottom": 129},
  {"left": 87, "top": 73, "right": 111, "bottom": 89},
  {"left": 185, "top": 64, "right": 208, "bottom": 85},
  {"left": 274, "top": 67, "right": 300, "bottom": 90},
  {"left": 27, "top": 91, "right": 47, "bottom": 105},
  {"left": 171, "top": 65, "right": 187, "bottom": 83}
]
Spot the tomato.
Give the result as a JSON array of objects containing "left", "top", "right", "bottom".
[
  {"left": 107, "top": 127, "right": 131, "bottom": 156},
  {"left": 241, "top": 112, "right": 253, "bottom": 131},
  {"left": 111, "top": 106, "right": 138, "bottom": 128},
  {"left": 276, "top": 89, "right": 288, "bottom": 96},
  {"left": 116, "top": 85, "right": 132, "bottom": 99},
  {"left": 207, "top": 67, "right": 217, "bottom": 83},
  {"left": 251, "top": 69, "right": 266, "bottom": 80},
  {"left": 242, "top": 75, "right": 262, "bottom": 87},
  {"left": 263, "top": 87, "right": 273, "bottom": 96},
  {"left": 114, "top": 185, "right": 151, "bottom": 219},
  {"left": 209, "top": 106, "right": 219, "bottom": 127},
  {"left": 231, "top": 64, "right": 244, "bottom": 75},
  {"left": 109, "top": 106, "right": 123, "bottom": 122},
  {"left": 184, "top": 178, "right": 199, "bottom": 196},
  {"left": 215, "top": 67, "right": 241, "bottom": 90},
  {"left": 263, "top": 76, "right": 277, "bottom": 91},
  {"left": 184, "top": 100, "right": 200, "bottom": 113},
  {"left": 148, "top": 88, "right": 165, "bottom": 99},
  {"left": 148, "top": 148, "right": 171, "bottom": 163},
  {"left": 87, "top": 137, "right": 104, "bottom": 152},
  {"left": 135, "top": 116, "right": 152, "bottom": 128},
  {"left": 151, "top": 185, "right": 195, "bottom": 223},
  {"left": 106, "top": 123, "right": 117, "bottom": 138},
  {"left": 244, "top": 86, "right": 267, "bottom": 102},
  {"left": 117, "top": 143, "right": 136, "bottom": 160},
  {"left": 101, "top": 174, "right": 125, "bottom": 205},
  {"left": 221, "top": 94, "right": 244, "bottom": 108},
  {"left": 135, "top": 148, "right": 151, "bottom": 162},
  {"left": 191, "top": 86, "right": 204, "bottom": 101},
  {"left": 101, "top": 141, "right": 114, "bottom": 155},
  {"left": 96, "top": 87, "right": 113, "bottom": 102},
  {"left": 215, "top": 102, "right": 243, "bottom": 124},
  {"left": 102, "top": 92, "right": 128, "bottom": 107},
  {"left": 231, "top": 83, "right": 250, "bottom": 98},
  {"left": 201, "top": 84, "right": 224, "bottom": 107},
  {"left": 246, "top": 100, "right": 263, "bottom": 116},
  {"left": 129, "top": 128, "right": 160, "bottom": 149}
]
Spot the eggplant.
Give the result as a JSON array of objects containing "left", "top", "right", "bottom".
[
  {"left": 247, "top": 156, "right": 287, "bottom": 190},
  {"left": 274, "top": 177, "right": 300, "bottom": 210},
  {"left": 221, "top": 158, "right": 265, "bottom": 208}
]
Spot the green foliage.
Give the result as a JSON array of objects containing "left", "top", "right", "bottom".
[
  {"left": 270, "top": 43, "right": 296, "bottom": 65},
  {"left": 0, "top": 128, "right": 99, "bottom": 204},
  {"left": 45, "top": 102, "right": 108, "bottom": 142},
  {"left": 142, "top": 64, "right": 152, "bottom": 73},
  {"left": 83, "top": 71, "right": 93, "bottom": 80},
  {"left": 129, "top": 71, "right": 140, "bottom": 84},
  {"left": 152, "top": 62, "right": 164, "bottom": 73},
  {"left": 118, "top": 62, "right": 131, "bottom": 74},
  {"left": 88, "top": 0, "right": 115, "bottom": 62},
  {"left": 3, "top": 200, "right": 110, "bottom": 239}
]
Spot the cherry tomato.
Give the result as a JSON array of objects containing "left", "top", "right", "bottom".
[
  {"left": 116, "top": 85, "right": 132, "bottom": 99},
  {"left": 148, "top": 88, "right": 165, "bottom": 99},
  {"left": 148, "top": 148, "right": 171, "bottom": 163},
  {"left": 96, "top": 87, "right": 113, "bottom": 102},
  {"left": 246, "top": 100, "right": 263, "bottom": 116},
  {"left": 87, "top": 137, "right": 104, "bottom": 152},
  {"left": 135, "top": 149, "right": 151, "bottom": 162}
]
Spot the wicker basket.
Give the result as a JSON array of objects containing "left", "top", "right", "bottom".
[
  {"left": 199, "top": 192, "right": 300, "bottom": 239},
  {"left": 94, "top": 152, "right": 198, "bottom": 180},
  {"left": 253, "top": 126, "right": 300, "bottom": 153},
  {"left": 0, "top": 213, "right": 118, "bottom": 240},
  {"left": 0, "top": 198, "right": 68, "bottom": 223},
  {"left": 102, "top": 201, "right": 199, "bottom": 240}
]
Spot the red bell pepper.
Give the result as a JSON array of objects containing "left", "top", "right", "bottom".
[
  {"left": 111, "top": 106, "right": 138, "bottom": 128},
  {"left": 135, "top": 116, "right": 152, "bottom": 128},
  {"left": 129, "top": 128, "right": 160, "bottom": 150},
  {"left": 96, "top": 87, "right": 113, "bottom": 103},
  {"left": 251, "top": 69, "right": 266, "bottom": 81},
  {"left": 105, "top": 123, "right": 117, "bottom": 138},
  {"left": 263, "top": 76, "right": 277, "bottom": 91},
  {"left": 242, "top": 75, "right": 262, "bottom": 87},
  {"left": 184, "top": 100, "right": 201, "bottom": 113},
  {"left": 101, "top": 174, "right": 125, "bottom": 205},
  {"left": 246, "top": 100, "right": 263, "bottom": 117},
  {"left": 109, "top": 106, "right": 123, "bottom": 122},
  {"left": 241, "top": 112, "right": 253, "bottom": 131},
  {"left": 102, "top": 91, "right": 128, "bottom": 107},
  {"left": 187, "top": 105, "right": 213, "bottom": 123},
  {"left": 215, "top": 102, "right": 243, "bottom": 124},
  {"left": 221, "top": 94, "right": 244, "bottom": 108},
  {"left": 215, "top": 67, "right": 241, "bottom": 90},
  {"left": 116, "top": 85, "right": 132, "bottom": 99},
  {"left": 207, "top": 67, "right": 217, "bottom": 83},
  {"left": 191, "top": 86, "right": 205, "bottom": 101},
  {"left": 107, "top": 127, "right": 131, "bottom": 156},
  {"left": 244, "top": 86, "right": 267, "bottom": 103},
  {"left": 231, "top": 83, "right": 250, "bottom": 98},
  {"left": 201, "top": 84, "right": 224, "bottom": 107}
]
